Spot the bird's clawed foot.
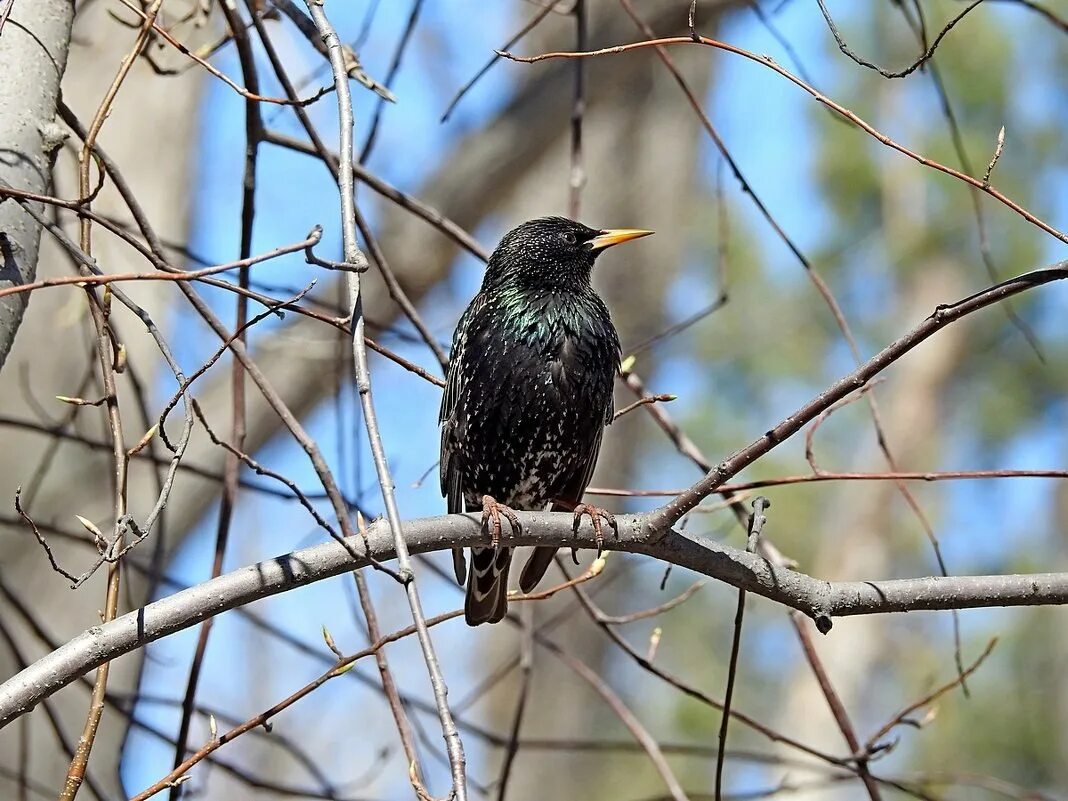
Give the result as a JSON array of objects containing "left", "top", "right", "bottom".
[
  {"left": 572, "top": 503, "right": 618, "bottom": 558},
  {"left": 481, "top": 495, "right": 521, "bottom": 553}
]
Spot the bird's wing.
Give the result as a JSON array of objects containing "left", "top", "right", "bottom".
[
  {"left": 518, "top": 420, "right": 607, "bottom": 593},
  {"left": 439, "top": 295, "right": 487, "bottom": 509},
  {"left": 561, "top": 421, "right": 605, "bottom": 507},
  {"left": 440, "top": 295, "right": 497, "bottom": 585}
]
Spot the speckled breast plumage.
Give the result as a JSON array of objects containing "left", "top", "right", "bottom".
[{"left": 442, "top": 287, "right": 618, "bottom": 513}]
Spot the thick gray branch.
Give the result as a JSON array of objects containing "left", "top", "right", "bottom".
[
  {"left": 1, "top": 509, "right": 1066, "bottom": 730},
  {"left": 0, "top": 0, "right": 74, "bottom": 372}
]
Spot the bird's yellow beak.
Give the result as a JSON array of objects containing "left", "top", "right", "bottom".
[{"left": 586, "top": 228, "right": 654, "bottom": 251}]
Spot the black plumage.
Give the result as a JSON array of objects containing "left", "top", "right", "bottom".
[{"left": 439, "top": 216, "right": 653, "bottom": 625}]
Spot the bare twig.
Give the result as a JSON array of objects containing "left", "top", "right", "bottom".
[
  {"left": 587, "top": 467, "right": 1068, "bottom": 498},
  {"left": 788, "top": 609, "right": 882, "bottom": 801},
  {"left": 117, "top": 0, "right": 331, "bottom": 106},
  {"left": 128, "top": 607, "right": 464, "bottom": 801},
  {"left": 815, "top": 0, "right": 983, "bottom": 79},
  {"left": 568, "top": 0, "right": 586, "bottom": 217},
  {"left": 864, "top": 638, "right": 998, "bottom": 753},
  {"left": 166, "top": 1, "right": 264, "bottom": 792},
  {"left": 440, "top": 0, "right": 557, "bottom": 122},
  {"left": 495, "top": 604, "right": 534, "bottom": 801},
  {"left": 0, "top": 0, "right": 15, "bottom": 38},
  {"left": 612, "top": 392, "right": 676, "bottom": 421},
  {"left": 536, "top": 633, "right": 691, "bottom": 801},
  {"left": 647, "top": 262, "right": 1068, "bottom": 529},
  {"left": 0, "top": 230, "right": 322, "bottom": 300},
  {"left": 59, "top": 4, "right": 165, "bottom": 795},
  {"left": 714, "top": 497, "right": 769, "bottom": 800},
  {"left": 498, "top": 36, "right": 1068, "bottom": 246},
  {"left": 14, "top": 486, "right": 80, "bottom": 584},
  {"left": 304, "top": 2, "right": 467, "bottom": 799},
  {"left": 358, "top": 0, "right": 424, "bottom": 160},
  {"left": 6, "top": 507, "right": 1068, "bottom": 732}
]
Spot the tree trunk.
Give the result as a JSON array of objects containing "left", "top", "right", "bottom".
[
  {"left": 0, "top": 1, "right": 203, "bottom": 795},
  {"left": 0, "top": 0, "right": 74, "bottom": 372}
]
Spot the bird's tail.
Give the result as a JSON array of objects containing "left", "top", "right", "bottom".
[
  {"left": 519, "top": 546, "right": 555, "bottom": 593},
  {"left": 465, "top": 546, "right": 512, "bottom": 625},
  {"left": 519, "top": 500, "right": 570, "bottom": 592}
]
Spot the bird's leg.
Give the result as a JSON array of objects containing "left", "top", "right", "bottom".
[
  {"left": 568, "top": 502, "right": 618, "bottom": 560},
  {"left": 481, "top": 494, "right": 521, "bottom": 554}
]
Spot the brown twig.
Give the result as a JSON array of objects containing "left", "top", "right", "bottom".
[
  {"left": 568, "top": 0, "right": 586, "bottom": 217},
  {"left": 587, "top": 467, "right": 1068, "bottom": 497},
  {"left": 358, "top": 0, "right": 424, "bottom": 160},
  {"left": 253, "top": 130, "right": 493, "bottom": 260},
  {"left": 191, "top": 399, "right": 341, "bottom": 540},
  {"left": 864, "top": 638, "right": 998, "bottom": 753},
  {"left": 128, "top": 608, "right": 464, "bottom": 801},
  {"left": 535, "top": 632, "right": 691, "bottom": 801},
  {"left": 304, "top": 2, "right": 467, "bottom": 798},
  {"left": 0, "top": 0, "right": 16, "bottom": 38},
  {"left": 251, "top": 6, "right": 443, "bottom": 786},
  {"left": 815, "top": 0, "right": 984, "bottom": 79},
  {"left": 58, "top": 4, "right": 165, "bottom": 795},
  {"left": 13, "top": 486, "right": 80, "bottom": 585},
  {"left": 648, "top": 262, "right": 1068, "bottom": 529},
  {"left": 440, "top": 0, "right": 557, "bottom": 122},
  {"left": 788, "top": 609, "right": 882, "bottom": 801},
  {"left": 612, "top": 392, "right": 677, "bottom": 421},
  {"left": 498, "top": 36, "right": 1068, "bottom": 245},
  {"left": 714, "top": 497, "right": 770, "bottom": 800},
  {"left": 168, "top": 1, "right": 264, "bottom": 791},
  {"left": 615, "top": 0, "right": 973, "bottom": 695},
  {"left": 599, "top": 580, "right": 703, "bottom": 625},
  {"left": 495, "top": 604, "right": 534, "bottom": 801},
  {"left": 0, "top": 229, "right": 322, "bottom": 300},
  {"left": 154, "top": 283, "right": 313, "bottom": 448},
  {"left": 558, "top": 560, "right": 862, "bottom": 776},
  {"left": 116, "top": 0, "right": 331, "bottom": 106}
]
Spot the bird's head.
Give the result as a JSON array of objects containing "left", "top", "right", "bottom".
[{"left": 484, "top": 216, "right": 653, "bottom": 291}]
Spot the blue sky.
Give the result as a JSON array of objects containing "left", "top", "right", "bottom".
[{"left": 122, "top": 2, "right": 1067, "bottom": 797}]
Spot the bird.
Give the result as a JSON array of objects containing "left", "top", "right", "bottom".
[{"left": 439, "top": 216, "right": 653, "bottom": 625}]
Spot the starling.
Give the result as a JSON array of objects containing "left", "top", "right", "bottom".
[{"left": 439, "top": 216, "right": 653, "bottom": 625}]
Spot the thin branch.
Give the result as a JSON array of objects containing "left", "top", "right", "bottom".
[
  {"left": 568, "top": 0, "right": 586, "bottom": 217},
  {"left": 715, "top": 497, "right": 769, "bottom": 800},
  {"left": 612, "top": 393, "right": 676, "bottom": 421},
  {"left": 788, "top": 609, "right": 882, "bottom": 800},
  {"left": 864, "top": 638, "right": 998, "bottom": 753},
  {"left": 116, "top": 0, "right": 332, "bottom": 106},
  {"left": 440, "top": 0, "right": 557, "bottom": 122},
  {"left": 815, "top": 0, "right": 984, "bottom": 79},
  {"left": 128, "top": 608, "right": 463, "bottom": 801},
  {"left": 498, "top": 36, "right": 1068, "bottom": 246},
  {"left": 5, "top": 260, "right": 1068, "bottom": 745},
  {"left": 60, "top": 2, "right": 164, "bottom": 793},
  {"left": 358, "top": 0, "right": 424, "bottom": 160},
  {"left": 0, "top": 0, "right": 16, "bottom": 38},
  {"left": 648, "top": 262, "right": 1068, "bottom": 529},
  {"left": 303, "top": 2, "right": 467, "bottom": 800},
  {"left": 535, "top": 631, "right": 690, "bottom": 801},
  {"left": 495, "top": 604, "right": 533, "bottom": 801},
  {"left": 0, "top": 229, "right": 322, "bottom": 300},
  {"left": 587, "top": 468, "right": 1068, "bottom": 497},
  {"left": 6, "top": 507, "right": 1068, "bottom": 731}
]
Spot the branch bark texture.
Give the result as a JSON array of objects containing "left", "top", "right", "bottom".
[
  {"left": 3, "top": 259, "right": 1068, "bottom": 732},
  {"left": 0, "top": 509, "right": 1066, "bottom": 730}
]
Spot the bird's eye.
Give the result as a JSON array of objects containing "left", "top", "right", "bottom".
[{"left": 561, "top": 231, "right": 577, "bottom": 245}]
